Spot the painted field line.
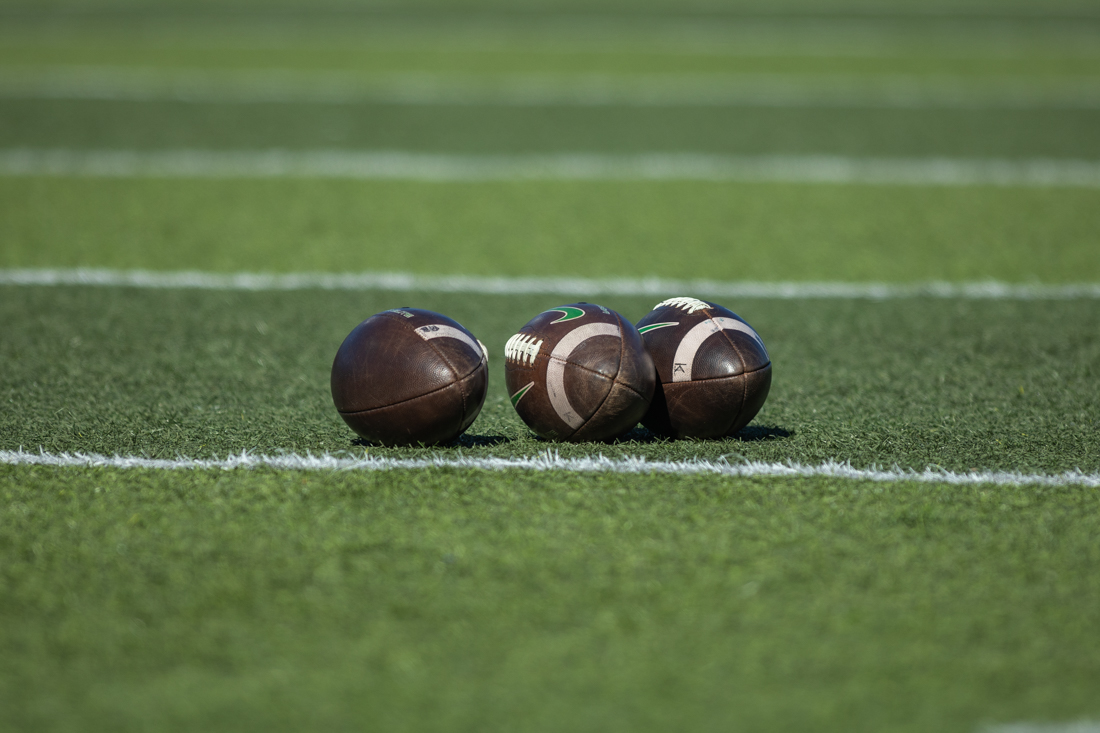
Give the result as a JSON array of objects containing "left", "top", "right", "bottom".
[
  {"left": 3, "top": 149, "right": 1100, "bottom": 188},
  {"left": 2, "top": 268, "right": 1099, "bottom": 300},
  {"left": 4, "top": 450, "right": 1098, "bottom": 487},
  {"left": 981, "top": 723, "right": 1100, "bottom": 733},
  {"left": 4, "top": 68, "right": 1099, "bottom": 110}
]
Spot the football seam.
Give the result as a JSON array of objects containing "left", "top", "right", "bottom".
[
  {"left": 404, "top": 318, "right": 461, "bottom": 381},
  {"left": 568, "top": 315, "right": 628, "bottom": 438},
  {"left": 577, "top": 375, "right": 651, "bottom": 438},
  {"left": 508, "top": 351, "right": 619, "bottom": 382},
  {"left": 405, "top": 319, "right": 486, "bottom": 384},
  {"left": 658, "top": 361, "right": 771, "bottom": 385},
  {"left": 614, "top": 378, "right": 649, "bottom": 400},
  {"left": 609, "top": 311, "right": 647, "bottom": 399},
  {"left": 713, "top": 314, "right": 750, "bottom": 380},
  {"left": 337, "top": 379, "right": 460, "bottom": 416},
  {"left": 396, "top": 317, "right": 482, "bottom": 432}
]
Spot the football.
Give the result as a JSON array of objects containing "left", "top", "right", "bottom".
[
  {"left": 331, "top": 308, "right": 488, "bottom": 446},
  {"left": 636, "top": 297, "right": 771, "bottom": 439},
  {"left": 504, "top": 303, "right": 655, "bottom": 442}
]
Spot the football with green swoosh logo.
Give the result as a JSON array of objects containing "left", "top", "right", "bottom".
[{"left": 504, "top": 303, "right": 655, "bottom": 442}]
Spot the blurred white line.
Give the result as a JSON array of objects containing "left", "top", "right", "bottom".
[
  {"left": 3, "top": 149, "right": 1100, "bottom": 187},
  {"left": 2, "top": 68, "right": 1099, "bottom": 109},
  {"left": 2, "top": 268, "right": 1098, "bottom": 300},
  {"left": 981, "top": 723, "right": 1100, "bottom": 733},
  {"left": 3, "top": 449, "right": 1098, "bottom": 486}
]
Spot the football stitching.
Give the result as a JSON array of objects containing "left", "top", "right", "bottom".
[
  {"left": 504, "top": 333, "right": 544, "bottom": 365},
  {"left": 506, "top": 338, "right": 620, "bottom": 381},
  {"left": 655, "top": 297, "right": 711, "bottom": 314}
]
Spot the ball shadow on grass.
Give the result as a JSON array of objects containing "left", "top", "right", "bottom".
[
  {"left": 348, "top": 426, "right": 790, "bottom": 449},
  {"left": 350, "top": 433, "right": 512, "bottom": 449},
  {"left": 734, "top": 425, "right": 793, "bottom": 442},
  {"left": 522, "top": 423, "right": 794, "bottom": 446}
]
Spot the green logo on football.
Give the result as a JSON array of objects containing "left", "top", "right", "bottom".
[
  {"left": 548, "top": 306, "right": 585, "bottom": 324},
  {"left": 637, "top": 322, "right": 678, "bottom": 335},
  {"left": 510, "top": 381, "right": 535, "bottom": 407}
]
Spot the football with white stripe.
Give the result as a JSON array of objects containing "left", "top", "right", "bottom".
[
  {"left": 504, "top": 303, "right": 655, "bottom": 442},
  {"left": 636, "top": 297, "right": 771, "bottom": 439},
  {"left": 331, "top": 308, "right": 488, "bottom": 446}
]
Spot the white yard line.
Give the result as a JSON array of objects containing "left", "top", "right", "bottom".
[
  {"left": 3, "top": 148, "right": 1100, "bottom": 187},
  {"left": 3, "top": 68, "right": 1099, "bottom": 109},
  {"left": 3, "top": 449, "right": 1098, "bottom": 486},
  {"left": 981, "top": 724, "right": 1100, "bottom": 733},
  {"left": 2, "top": 268, "right": 1098, "bottom": 300}
]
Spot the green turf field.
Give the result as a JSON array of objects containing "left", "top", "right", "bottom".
[
  {"left": 2, "top": 2, "right": 1099, "bottom": 731},
  {"left": 3, "top": 286, "right": 1099, "bottom": 472}
]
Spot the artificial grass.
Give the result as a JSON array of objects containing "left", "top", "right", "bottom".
[
  {"left": 4, "top": 98, "right": 1099, "bottom": 158},
  {"left": 2, "top": 7, "right": 1099, "bottom": 729},
  {"left": 4, "top": 39, "right": 1100, "bottom": 80},
  {"left": 2, "top": 12, "right": 1098, "bottom": 77},
  {"left": 3, "top": 7, "right": 1098, "bottom": 158},
  {"left": 2, "top": 285, "right": 1097, "bottom": 472},
  {"left": 4, "top": 178, "right": 1100, "bottom": 284},
  {"left": 2, "top": 464, "right": 1099, "bottom": 732},
  {"left": 1, "top": 0, "right": 1099, "bottom": 19}
]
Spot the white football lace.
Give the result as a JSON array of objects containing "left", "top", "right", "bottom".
[
  {"left": 504, "top": 333, "right": 543, "bottom": 365},
  {"left": 655, "top": 296, "right": 711, "bottom": 314}
]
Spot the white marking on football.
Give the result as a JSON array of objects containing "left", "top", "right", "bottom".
[
  {"left": 655, "top": 296, "right": 711, "bottom": 314},
  {"left": 545, "top": 322, "right": 621, "bottom": 429},
  {"left": 414, "top": 324, "right": 484, "bottom": 361},
  {"left": 504, "top": 333, "right": 544, "bottom": 365},
  {"left": 671, "top": 317, "right": 768, "bottom": 382}
]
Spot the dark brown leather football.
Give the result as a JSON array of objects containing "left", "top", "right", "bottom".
[
  {"left": 504, "top": 303, "right": 655, "bottom": 442},
  {"left": 636, "top": 297, "right": 771, "bottom": 439},
  {"left": 331, "top": 308, "right": 488, "bottom": 446}
]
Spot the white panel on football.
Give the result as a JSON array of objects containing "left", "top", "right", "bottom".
[
  {"left": 414, "top": 324, "right": 484, "bottom": 361},
  {"left": 671, "top": 317, "right": 768, "bottom": 382},
  {"left": 545, "top": 322, "right": 621, "bottom": 429}
]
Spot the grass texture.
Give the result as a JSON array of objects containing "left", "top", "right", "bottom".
[
  {"left": 2, "top": 286, "right": 1097, "bottom": 473},
  {"left": 3, "top": 11, "right": 1098, "bottom": 160},
  {"left": 3, "top": 178, "right": 1100, "bottom": 284},
  {"left": 3, "top": 6, "right": 1100, "bottom": 731},
  {"left": 4, "top": 99, "right": 1099, "bottom": 159},
  {"left": 3, "top": 465, "right": 1099, "bottom": 732}
]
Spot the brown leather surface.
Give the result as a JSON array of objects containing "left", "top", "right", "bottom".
[
  {"left": 563, "top": 361, "right": 615, "bottom": 423},
  {"left": 504, "top": 303, "right": 655, "bottom": 442},
  {"left": 615, "top": 314, "right": 659, "bottom": 396},
  {"left": 645, "top": 365, "right": 772, "bottom": 439},
  {"left": 331, "top": 308, "right": 488, "bottom": 446},
  {"left": 572, "top": 379, "right": 652, "bottom": 443},
  {"left": 637, "top": 298, "right": 771, "bottom": 439},
  {"left": 729, "top": 365, "right": 772, "bottom": 436}
]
